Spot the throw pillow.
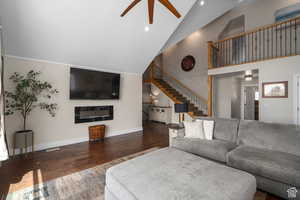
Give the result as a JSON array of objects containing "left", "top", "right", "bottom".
[
  {"left": 195, "top": 119, "right": 215, "bottom": 140},
  {"left": 184, "top": 121, "right": 205, "bottom": 139},
  {"left": 203, "top": 120, "right": 214, "bottom": 140}
]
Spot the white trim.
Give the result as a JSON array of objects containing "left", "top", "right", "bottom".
[
  {"left": 4, "top": 55, "right": 141, "bottom": 75},
  {"left": 208, "top": 64, "right": 259, "bottom": 76},
  {"left": 106, "top": 127, "right": 143, "bottom": 137},
  {"left": 9, "top": 127, "right": 143, "bottom": 155},
  {"left": 293, "top": 74, "right": 300, "bottom": 125}
]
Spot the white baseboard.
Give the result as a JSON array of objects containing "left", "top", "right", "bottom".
[
  {"left": 9, "top": 127, "right": 143, "bottom": 156},
  {"left": 107, "top": 127, "right": 143, "bottom": 137}
]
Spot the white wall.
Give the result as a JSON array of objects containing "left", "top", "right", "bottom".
[
  {"left": 211, "top": 55, "right": 300, "bottom": 124},
  {"left": 4, "top": 56, "right": 142, "bottom": 153},
  {"left": 214, "top": 75, "right": 232, "bottom": 119},
  {"left": 258, "top": 56, "right": 300, "bottom": 124},
  {"left": 161, "top": 0, "right": 300, "bottom": 100}
]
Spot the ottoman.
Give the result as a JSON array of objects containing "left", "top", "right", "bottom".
[{"left": 105, "top": 148, "right": 256, "bottom": 200}]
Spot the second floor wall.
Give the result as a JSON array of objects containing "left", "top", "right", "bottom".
[{"left": 160, "top": 0, "right": 300, "bottom": 100}]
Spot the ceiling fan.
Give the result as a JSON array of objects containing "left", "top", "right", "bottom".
[{"left": 121, "top": 0, "right": 182, "bottom": 24}]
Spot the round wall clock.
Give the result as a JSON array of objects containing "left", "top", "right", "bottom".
[{"left": 181, "top": 55, "right": 195, "bottom": 72}]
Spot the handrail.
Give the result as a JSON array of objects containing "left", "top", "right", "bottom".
[
  {"left": 214, "top": 16, "right": 300, "bottom": 44},
  {"left": 158, "top": 67, "right": 207, "bottom": 103},
  {"left": 151, "top": 64, "right": 207, "bottom": 109}
]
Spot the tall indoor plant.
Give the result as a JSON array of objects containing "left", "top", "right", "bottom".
[{"left": 5, "top": 70, "right": 59, "bottom": 131}]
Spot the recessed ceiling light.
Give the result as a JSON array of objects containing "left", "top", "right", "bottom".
[
  {"left": 144, "top": 26, "right": 150, "bottom": 32},
  {"left": 200, "top": 0, "right": 205, "bottom": 6}
]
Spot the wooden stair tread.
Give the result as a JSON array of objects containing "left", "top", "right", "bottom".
[{"left": 152, "top": 79, "right": 206, "bottom": 117}]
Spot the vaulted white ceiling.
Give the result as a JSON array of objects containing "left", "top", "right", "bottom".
[
  {"left": 162, "top": 0, "right": 240, "bottom": 51},
  {"left": 0, "top": 0, "right": 245, "bottom": 74}
]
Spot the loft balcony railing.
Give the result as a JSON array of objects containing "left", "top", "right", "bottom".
[{"left": 208, "top": 16, "right": 300, "bottom": 69}]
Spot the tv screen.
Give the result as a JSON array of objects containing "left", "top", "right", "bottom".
[{"left": 70, "top": 68, "right": 120, "bottom": 100}]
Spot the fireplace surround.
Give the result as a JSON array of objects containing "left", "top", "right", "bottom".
[{"left": 75, "top": 106, "right": 113, "bottom": 124}]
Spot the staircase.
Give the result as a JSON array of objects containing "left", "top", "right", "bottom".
[
  {"left": 146, "top": 63, "right": 208, "bottom": 118},
  {"left": 153, "top": 79, "right": 205, "bottom": 117}
]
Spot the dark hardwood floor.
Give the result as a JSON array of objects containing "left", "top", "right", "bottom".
[
  {"left": 0, "top": 122, "right": 168, "bottom": 197},
  {"left": 0, "top": 122, "right": 281, "bottom": 200}
]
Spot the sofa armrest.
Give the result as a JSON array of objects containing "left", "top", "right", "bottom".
[
  {"left": 169, "top": 128, "right": 185, "bottom": 138},
  {"left": 169, "top": 128, "right": 185, "bottom": 146}
]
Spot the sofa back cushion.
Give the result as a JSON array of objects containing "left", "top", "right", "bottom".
[
  {"left": 238, "top": 120, "right": 300, "bottom": 156},
  {"left": 194, "top": 117, "right": 239, "bottom": 143},
  {"left": 214, "top": 118, "right": 239, "bottom": 143}
]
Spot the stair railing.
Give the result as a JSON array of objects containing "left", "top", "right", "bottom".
[
  {"left": 151, "top": 64, "right": 208, "bottom": 114},
  {"left": 209, "top": 16, "right": 300, "bottom": 68}
]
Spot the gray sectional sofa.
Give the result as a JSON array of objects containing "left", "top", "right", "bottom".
[{"left": 171, "top": 118, "right": 300, "bottom": 200}]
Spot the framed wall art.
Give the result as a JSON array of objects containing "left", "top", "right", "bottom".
[{"left": 262, "top": 81, "right": 288, "bottom": 98}]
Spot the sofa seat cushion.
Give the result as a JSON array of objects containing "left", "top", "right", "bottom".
[
  {"left": 227, "top": 146, "right": 300, "bottom": 187},
  {"left": 171, "top": 138, "right": 237, "bottom": 163},
  {"left": 106, "top": 148, "right": 256, "bottom": 200}
]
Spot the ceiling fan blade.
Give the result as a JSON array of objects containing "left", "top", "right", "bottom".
[
  {"left": 121, "top": 0, "right": 142, "bottom": 17},
  {"left": 158, "top": 0, "right": 181, "bottom": 18},
  {"left": 148, "top": 0, "right": 155, "bottom": 24}
]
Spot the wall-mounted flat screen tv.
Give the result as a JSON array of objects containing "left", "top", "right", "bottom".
[{"left": 70, "top": 68, "right": 120, "bottom": 100}]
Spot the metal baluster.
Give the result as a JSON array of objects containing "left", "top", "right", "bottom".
[
  {"left": 227, "top": 39, "right": 230, "bottom": 65},
  {"left": 272, "top": 26, "right": 274, "bottom": 58},
  {"left": 296, "top": 19, "right": 298, "bottom": 54},
  {"left": 285, "top": 21, "right": 287, "bottom": 56},
  {"left": 215, "top": 42, "right": 218, "bottom": 67},
  {"left": 290, "top": 21, "right": 292, "bottom": 56},
  {"left": 223, "top": 41, "right": 226, "bottom": 66},
  {"left": 220, "top": 42, "right": 223, "bottom": 66},
  {"left": 252, "top": 33, "right": 254, "bottom": 62},
  {"left": 239, "top": 37, "right": 241, "bottom": 64},
  {"left": 263, "top": 29, "right": 266, "bottom": 60},
  {"left": 230, "top": 39, "right": 232, "bottom": 65},
  {"left": 223, "top": 41, "right": 225, "bottom": 66},
  {"left": 259, "top": 29, "right": 261, "bottom": 60},
  {"left": 225, "top": 40, "right": 227, "bottom": 66},
  {"left": 276, "top": 25, "right": 278, "bottom": 57},
  {"left": 267, "top": 28, "right": 269, "bottom": 59},
  {"left": 241, "top": 37, "right": 243, "bottom": 64},
  {"left": 280, "top": 24, "right": 282, "bottom": 57},
  {"left": 218, "top": 42, "right": 220, "bottom": 67},
  {"left": 227, "top": 39, "right": 229, "bottom": 65},
  {"left": 247, "top": 34, "right": 249, "bottom": 63},
  {"left": 255, "top": 32, "right": 258, "bottom": 61}
]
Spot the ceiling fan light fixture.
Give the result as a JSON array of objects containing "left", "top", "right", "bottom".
[
  {"left": 199, "top": 0, "right": 205, "bottom": 6},
  {"left": 121, "top": 0, "right": 182, "bottom": 24}
]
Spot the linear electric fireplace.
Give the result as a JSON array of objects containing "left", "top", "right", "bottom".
[{"left": 75, "top": 106, "right": 113, "bottom": 124}]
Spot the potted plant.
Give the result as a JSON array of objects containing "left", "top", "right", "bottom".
[{"left": 5, "top": 70, "right": 59, "bottom": 133}]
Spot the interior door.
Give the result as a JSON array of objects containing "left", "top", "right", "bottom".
[{"left": 244, "top": 86, "right": 258, "bottom": 120}]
